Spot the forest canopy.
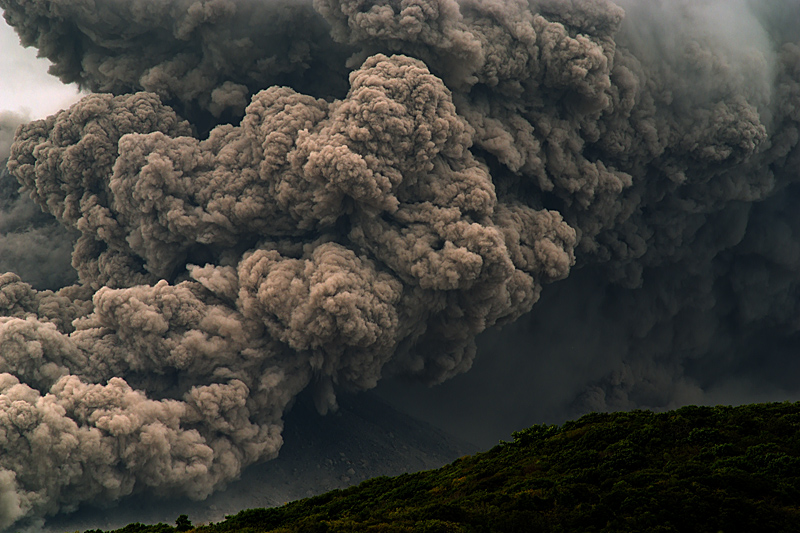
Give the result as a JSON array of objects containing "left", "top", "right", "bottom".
[{"left": 83, "top": 401, "right": 800, "bottom": 533}]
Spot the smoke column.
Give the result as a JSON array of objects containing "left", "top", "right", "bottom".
[{"left": 0, "top": 0, "right": 798, "bottom": 528}]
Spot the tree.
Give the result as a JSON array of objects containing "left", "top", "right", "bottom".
[{"left": 175, "top": 514, "right": 193, "bottom": 532}]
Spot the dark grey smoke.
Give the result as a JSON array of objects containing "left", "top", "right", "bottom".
[
  {"left": 378, "top": 0, "right": 800, "bottom": 446},
  {"left": 1, "top": 112, "right": 77, "bottom": 290},
  {"left": 0, "top": 0, "right": 798, "bottom": 529},
  {"left": 0, "top": 111, "right": 25, "bottom": 162}
]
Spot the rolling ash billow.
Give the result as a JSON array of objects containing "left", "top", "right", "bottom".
[{"left": 0, "top": 0, "right": 798, "bottom": 529}]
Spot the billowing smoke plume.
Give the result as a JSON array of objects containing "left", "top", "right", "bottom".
[{"left": 0, "top": 0, "right": 798, "bottom": 529}]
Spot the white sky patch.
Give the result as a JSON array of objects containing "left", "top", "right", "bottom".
[{"left": 0, "top": 12, "right": 84, "bottom": 119}]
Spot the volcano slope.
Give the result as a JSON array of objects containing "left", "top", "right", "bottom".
[{"left": 84, "top": 401, "right": 800, "bottom": 533}]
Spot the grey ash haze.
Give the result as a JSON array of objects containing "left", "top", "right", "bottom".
[{"left": 0, "top": 0, "right": 799, "bottom": 529}]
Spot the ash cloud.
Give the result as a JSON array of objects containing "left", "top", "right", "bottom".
[
  {"left": 0, "top": 111, "right": 26, "bottom": 163},
  {"left": 0, "top": 0, "right": 799, "bottom": 528}
]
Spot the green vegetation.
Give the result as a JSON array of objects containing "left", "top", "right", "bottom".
[{"left": 81, "top": 402, "right": 800, "bottom": 533}]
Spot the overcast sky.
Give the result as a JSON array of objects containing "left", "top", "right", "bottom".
[{"left": 0, "top": 12, "right": 83, "bottom": 119}]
